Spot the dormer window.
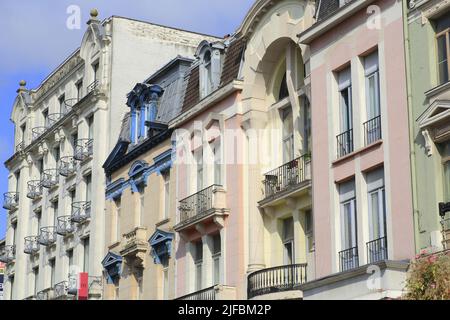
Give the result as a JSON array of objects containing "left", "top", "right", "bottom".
[
  {"left": 198, "top": 41, "right": 225, "bottom": 100},
  {"left": 200, "top": 50, "right": 214, "bottom": 99}
]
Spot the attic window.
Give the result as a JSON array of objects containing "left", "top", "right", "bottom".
[{"left": 200, "top": 50, "right": 214, "bottom": 99}]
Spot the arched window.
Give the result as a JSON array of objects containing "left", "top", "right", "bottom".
[
  {"left": 279, "top": 73, "right": 289, "bottom": 101},
  {"left": 200, "top": 50, "right": 213, "bottom": 99}
]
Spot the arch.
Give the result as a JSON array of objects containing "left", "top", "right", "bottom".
[{"left": 128, "top": 160, "right": 149, "bottom": 178}]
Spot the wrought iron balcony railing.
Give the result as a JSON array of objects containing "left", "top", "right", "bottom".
[
  {"left": 16, "top": 141, "right": 25, "bottom": 153},
  {"left": 54, "top": 281, "right": 77, "bottom": 299},
  {"left": 56, "top": 216, "right": 75, "bottom": 236},
  {"left": 3, "top": 192, "right": 19, "bottom": 210},
  {"left": 87, "top": 79, "right": 99, "bottom": 93},
  {"left": 247, "top": 264, "right": 308, "bottom": 299},
  {"left": 38, "top": 227, "right": 57, "bottom": 246},
  {"left": 88, "top": 276, "right": 103, "bottom": 297},
  {"left": 47, "top": 113, "right": 64, "bottom": 127},
  {"left": 24, "top": 236, "right": 40, "bottom": 255},
  {"left": 32, "top": 126, "right": 47, "bottom": 141},
  {"left": 36, "top": 288, "right": 54, "bottom": 300},
  {"left": 336, "top": 129, "right": 354, "bottom": 158},
  {"left": 27, "top": 180, "right": 43, "bottom": 200},
  {"left": 339, "top": 246, "right": 359, "bottom": 272},
  {"left": 177, "top": 285, "right": 216, "bottom": 300},
  {"left": 41, "top": 169, "right": 59, "bottom": 188},
  {"left": 441, "top": 216, "right": 450, "bottom": 250},
  {"left": 0, "top": 245, "right": 16, "bottom": 264},
  {"left": 74, "top": 139, "right": 93, "bottom": 162},
  {"left": 262, "top": 155, "right": 311, "bottom": 199},
  {"left": 59, "top": 156, "right": 76, "bottom": 177},
  {"left": 367, "top": 236, "right": 388, "bottom": 264},
  {"left": 71, "top": 201, "right": 91, "bottom": 224},
  {"left": 64, "top": 98, "right": 79, "bottom": 113},
  {"left": 178, "top": 184, "right": 224, "bottom": 225},
  {"left": 363, "top": 115, "right": 382, "bottom": 146}
]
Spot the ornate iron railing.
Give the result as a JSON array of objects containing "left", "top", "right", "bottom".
[
  {"left": 59, "top": 156, "right": 76, "bottom": 177},
  {"left": 363, "top": 115, "right": 382, "bottom": 146},
  {"left": 38, "top": 227, "right": 57, "bottom": 246},
  {"left": 179, "top": 185, "right": 219, "bottom": 224},
  {"left": 87, "top": 79, "right": 99, "bottom": 93},
  {"left": 32, "top": 127, "right": 47, "bottom": 141},
  {"left": 56, "top": 216, "right": 75, "bottom": 236},
  {"left": 339, "top": 246, "right": 359, "bottom": 272},
  {"left": 3, "top": 192, "right": 19, "bottom": 210},
  {"left": 54, "top": 281, "right": 77, "bottom": 299},
  {"left": 176, "top": 285, "right": 216, "bottom": 300},
  {"left": 24, "top": 236, "right": 40, "bottom": 255},
  {"left": 74, "top": 139, "right": 93, "bottom": 162},
  {"left": 247, "top": 264, "right": 308, "bottom": 299},
  {"left": 27, "top": 180, "right": 43, "bottom": 200},
  {"left": 47, "top": 113, "right": 64, "bottom": 127},
  {"left": 336, "top": 129, "right": 354, "bottom": 158},
  {"left": 0, "top": 245, "right": 16, "bottom": 264},
  {"left": 64, "top": 98, "right": 79, "bottom": 113},
  {"left": 71, "top": 201, "right": 91, "bottom": 223},
  {"left": 262, "top": 155, "right": 311, "bottom": 199},
  {"left": 36, "top": 288, "right": 54, "bottom": 300},
  {"left": 41, "top": 169, "right": 59, "bottom": 188},
  {"left": 366, "top": 236, "right": 388, "bottom": 264},
  {"left": 16, "top": 141, "right": 25, "bottom": 153}
]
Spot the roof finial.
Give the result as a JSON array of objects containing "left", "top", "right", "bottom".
[
  {"left": 90, "top": 8, "right": 99, "bottom": 19},
  {"left": 19, "top": 80, "right": 26, "bottom": 87}
]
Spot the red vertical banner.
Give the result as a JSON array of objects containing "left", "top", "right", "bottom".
[{"left": 78, "top": 272, "right": 89, "bottom": 300}]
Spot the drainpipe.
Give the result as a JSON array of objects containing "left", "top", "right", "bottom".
[{"left": 402, "top": 0, "right": 419, "bottom": 254}]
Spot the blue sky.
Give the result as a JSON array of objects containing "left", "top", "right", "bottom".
[{"left": 0, "top": 0, "right": 255, "bottom": 238}]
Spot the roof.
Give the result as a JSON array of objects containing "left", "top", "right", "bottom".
[{"left": 181, "top": 37, "right": 246, "bottom": 113}]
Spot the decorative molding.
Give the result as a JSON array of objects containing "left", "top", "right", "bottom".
[{"left": 148, "top": 229, "right": 174, "bottom": 265}]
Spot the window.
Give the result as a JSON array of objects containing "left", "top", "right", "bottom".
[
  {"left": 305, "top": 210, "right": 314, "bottom": 252},
  {"left": 139, "top": 186, "right": 145, "bottom": 225},
  {"left": 435, "top": 13, "right": 450, "bottom": 85},
  {"left": 71, "top": 132, "right": 78, "bottom": 151},
  {"left": 37, "top": 158, "right": 44, "bottom": 178},
  {"left": 282, "top": 217, "right": 294, "bottom": 265},
  {"left": 200, "top": 50, "right": 213, "bottom": 99},
  {"left": 365, "top": 52, "right": 380, "bottom": 120},
  {"left": 69, "top": 190, "right": 76, "bottom": 214},
  {"left": 212, "top": 234, "right": 221, "bottom": 285},
  {"left": 9, "top": 276, "right": 14, "bottom": 299},
  {"left": 76, "top": 80, "right": 83, "bottom": 100},
  {"left": 194, "top": 241, "right": 203, "bottom": 291},
  {"left": 213, "top": 143, "right": 222, "bottom": 186},
  {"left": 33, "top": 267, "right": 39, "bottom": 295},
  {"left": 53, "top": 146, "right": 60, "bottom": 164},
  {"left": 85, "top": 174, "right": 92, "bottom": 202},
  {"left": 93, "top": 62, "right": 99, "bottom": 81},
  {"left": 337, "top": 68, "right": 353, "bottom": 157},
  {"left": 196, "top": 150, "right": 203, "bottom": 191},
  {"left": 114, "top": 198, "right": 121, "bottom": 242},
  {"left": 14, "top": 171, "right": 20, "bottom": 193},
  {"left": 136, "top": 269, "right": 143, "bottom": 299},
  {"left": 303, "top": 97, "right": 311, "bottom": 153},
  {"left": 12, "top": 222, "right": 17, "bottom": 247},
  {"left": 83, "top": 237, "right": 90, "bottom": 273},
  {"left": 36, "top": 212, "right": 42, "bottom": 236},
  {"left": 20, "top": 123, "right": 26, "bottom": 143},
  {"left": 53, "top": 201, "right": 59, "bottom": 227},
  {"left": 282, "top": 107, "right": 294, "bottom": 163},
  {"left": 49, "top": 258, "right": 56, "bottom": 287},
  {"left": 367, "top": 169, "right": 386, "bottom": 241},
  {"left": 67, "top": 249, "right": 74, "bottom": 274},
  {"left": 42, "top": 109, "right": 49, "bottom": 127},
  {"left": 163, "top": 268, "right": 169, "bottom": 300},
  {"left": 87, "top": 115, "right": 94, "bottom": 140},
  {"left": 163, "top": 172, "right": 170, "bottom": 219},
  {"left": 279, "top": 73, "right": 289, "bottom": 101},
  {"left": 58, "top": 94, "right": 65, "bottom": 114},
  {"left": 340, "top": 184, "right": 357, "bottom": 251},
  {"left": 442, "top": 143, "right": 450, "bottom": 202}
]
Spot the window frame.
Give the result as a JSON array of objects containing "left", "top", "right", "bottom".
[{"left": 436, "top": 27, "right": 450, "bottom": 85}]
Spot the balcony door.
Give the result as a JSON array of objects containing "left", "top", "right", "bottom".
[
  {"left": 282, "top": 107, "right": 294, "bottom": 164},
  {"left": 338, "top": 68, "right": 353, "bottom": 156},
  {"left": 339, "top": 179, "right": 358, "bottom": 270},
  {"left": 282, "top": 217, "right": 294, "bottom": 265}
]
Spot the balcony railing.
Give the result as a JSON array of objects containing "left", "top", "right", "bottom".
[
  {"left": 87, "top": 79, "right": 99, "bottom": 93},
  {"left": 177, "top": 286, "right": 216, "bottom": 300},
  {"left": 27, "top": 180, "right": 43, "bottom": 200},
  {"left": 337, "top": 129, "right": 354, "bottom": 158},
  {"left": 56, "top": 216, "right": 75, "bottom": 236},
  {"left": 54, "top": 281, "right": 77, "bottom": 299},
  {"left": 262, "top": 155, "right": 311, "bottom": 199},
  {"left": 32, "top": 127, "right": 47, "bottom": 141},
  {"left": 3, "top": 192, "right": 19, "bottom": 210},
  {"left": 24, "top": 236, "right": 40, "bottom": 255},
  {"left": 47, "top": 113, "right": 64, "bottom": 127},
  {"left": 59, "top": 156, "right": 76, "bottom": 177},
  {"left": 64, "top": 98, "right": 78, "bottom": 113},
  {"left": 74, "top": 139, "right": 93, "bottom": 162},
  {"left": 247, "top": 264, "right": 308, "bottom": 299},
  {"left": 367, "top": 236, "right": 388, "bottom": 264},
  {"left": 38, "top": 227, "right": 57, "bottom": 246},
  {"left": 0, "top": 245, "right": 16, "bottom": 264},
  {"left": 339, "top": 246, "right": 359, "bottom": 272},
  {"left": 71, "top": 201, "right": 91, "bottom": 223},
  {"left": 120, "top": 227, "right": 148, "bottom": 259},
  {"left": 88, "top": 276, "right": 103, "bottom": 297},
  {"left": 441, "top": 216, "right": 450, "bottom": 250},
  {"left": 16, "top": 141, "right": 25, "bottom": 153},
  {"left": 178, "top": 184, "right": 223, "bottom": 225},
  {"left": 41, "top": 169, "right": 59, "bottom": 188},
  {"left": 36, "top": 288, "right": 54, "bottom": 300},
  {"left": 363, "top": 115, "right": 382, "bottom": 146}
]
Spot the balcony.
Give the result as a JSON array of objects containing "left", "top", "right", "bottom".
[
  {"left": 38, "top": 227, "right": 57, "bottom": 246},
  {"left": 87, "top": 79, "right": 99, "bottom": 93},
  {"left": 174, "top": 184, "right": 228, "bottom": 232},
  {"left": 56, "top": 216, "right": 75, "bottom": 236},
  {"left": 367, "top": 236, "right": 388, "bottom": 264},
  {"left": 363, "top": 115, "right": 382, "bottom": 146},
  {"left": 88, "top": 276, "right": 103, "bottom": 298},
  {"left": 64, "top": 98, "right": 78, "bottom": 113},
  {"left": 261, "top": 155, "right": 311, "bottom": 205},
  {"left": 120, "top": 227, "right": 148, "bottom": 267},
  {"left": 54, "top": 281, "right": 77, "bottom": 300},
  {"left": 59, "top": 156, "right": 76, "bottom": 177},
  {"left": 3, "top": 192, "right": 19, "bottom": 210},
  {"left": 41, "top": 169, "right": 59, "bottom": 188},
  {"left": 176, "top": 285, "right": 237, "bottom": 300},
  {"left": 71, "top": 201, "right": 91, "bottom": 224},
  {"left": 337, "top": 129, "right": 354, "bottom": 158},
  {"left": 74, "top": 139, "right": 93, "bottom": 162},
  {"left": 27, "top": 180, "right": 43, "bottom": 200},
  {"left": 24, "top": 236, "right": 40, "bottom": 255},
  {"left": 441, "top": 215, "right": 450, "bottom": 250},
  {"left": 16, "top": 141, "right": 25, "bottom": 153},
  {"left": 247, "top": 264, "right": 308, "bottom": 299},
  {"left": 36, "top": 288, "right": 54, "bottom": 300},
  {"left": 32, "top": 126, "right": 47, "bottom": 141},
  {"left": 339, "top": 246, "right": 359, "bottom": 272},
  {"left": 0, "top": 245, "right": 16, "bottom": 264},
  {"left": 47, "top": 113, "right": 64, "bottom": 127}
]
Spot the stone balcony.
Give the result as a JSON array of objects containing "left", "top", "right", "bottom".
[{"left": 119, "top": 227, "right": 148, "bottom": 268}]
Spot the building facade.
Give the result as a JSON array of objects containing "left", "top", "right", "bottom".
[
  {"left": 405, "top": 0, "right": 450, "bottom": 253},
  {"left": 2, "top": 10, "right": 216, "bottom": 300},
  {"left": 102, "top": 57, "right": 193, "bottom": 300},
  {"left": 298, "top": 0, "right": 414, "bottom": 299}
]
